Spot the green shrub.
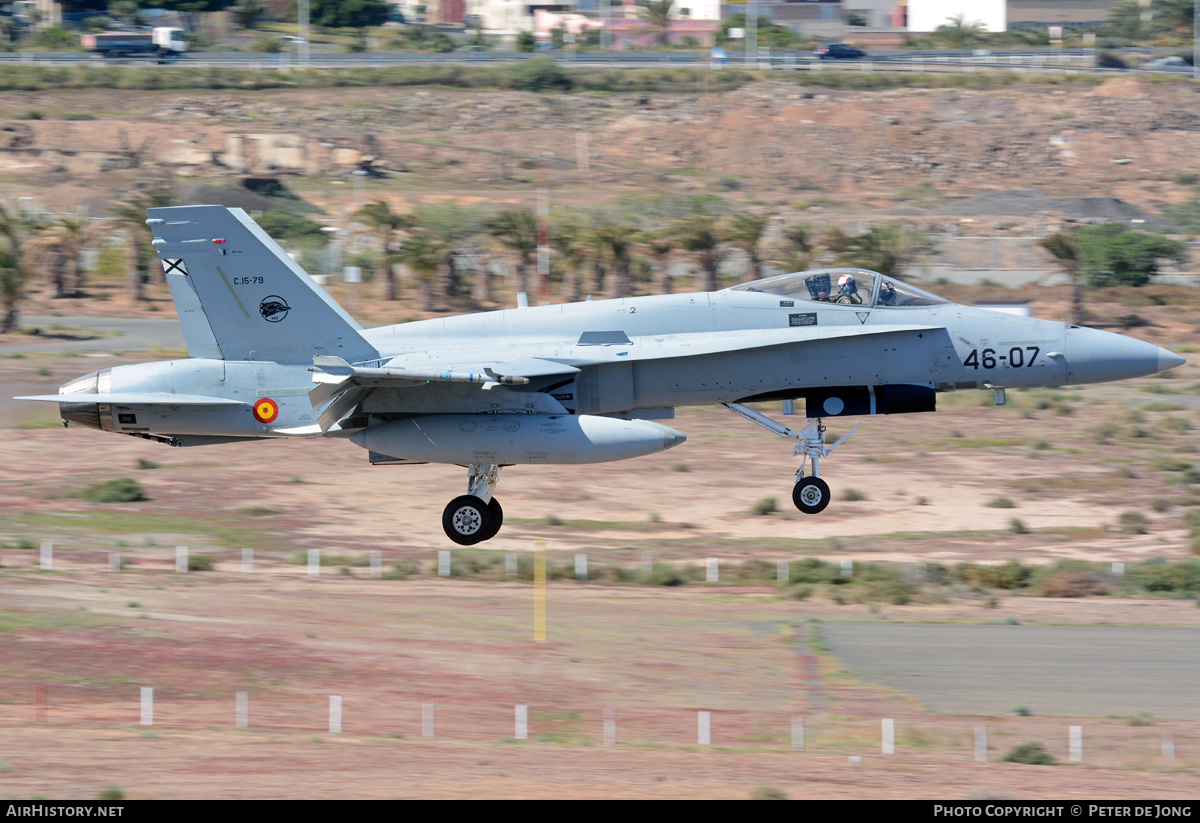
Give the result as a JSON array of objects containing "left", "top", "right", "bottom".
[
  {"left": 787, "top": 557, "right": 844, "bottom": 585},
  {"left": 97, "top": 787, "right": 124, "bottom": 801},
  {"left": 1128, "top": 559, "right": 1200, "bottom": 593},
  {"left": 186, "top": 554, "right": 214, "bottom": 572},
  {"left": 34, "top": 27, "right": 78, "bottom": 50},
  {"left": 864, "top": 576, "right": 918, "bottom": 605},
  {"left": 987, "top": 496, "right": 1017, "bottom": 509},
  {"left": 1002, "top": 742, "right": 1056, "bottom": 765},
  {"left": 955, "top": 561, "right": 1032, "bottom": 590},
  {"left": 79, "top": 477, "right": 147, "bottom": 503},
  {"left": 641, "top": 563, "right": 685, "bottom": 586},
  {"left": 251, "top": 37, "right": 283, "bottom": 54},
  {"left": 506, "top": 57, "right": 572, "bottom": 92},
  {"left": 749, "top": 786, "right": 788, "bottom": 800},
  {"left": 750, "top": 497, "right": 777, "bottom": 516},
  {"left": 1118, "top": 511, "right": 1148, "bottom": 534}
]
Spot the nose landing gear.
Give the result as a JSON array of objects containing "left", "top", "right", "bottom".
[
  {"left": 722, "top": 403, "right": 860, "bottom": 515},
  {"left": 442, "top": 463, "right": 504, "bottom": 545}
]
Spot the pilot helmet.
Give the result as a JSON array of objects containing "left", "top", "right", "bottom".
[{"left": 837, "top": 273, "right": 857, "bottom": 294}]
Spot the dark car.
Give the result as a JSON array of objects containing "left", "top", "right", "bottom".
[{"left": 813, "top": 43, "right": 867, "bottom": 60}]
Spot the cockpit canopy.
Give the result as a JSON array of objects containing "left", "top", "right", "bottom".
[{"left": 729, "top": 268, "right": 949, "bottom": 309}]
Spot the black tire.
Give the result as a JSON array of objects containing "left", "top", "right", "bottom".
[
  {"left": 477, "top": 497, "right": 504, "bottom": 542},
  {"left": 792, "top": 477, "right": 831, "bottom": 514},
  {"left": 442, "top": 495, "right": 492, "bottom": 545}
]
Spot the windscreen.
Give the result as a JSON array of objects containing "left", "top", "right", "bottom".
[
  {"left": 875, "top": 276, "right": 949, "bottom": 307},
  {"left": 731, "top": 268, "right": 879, "bottom": 306}
]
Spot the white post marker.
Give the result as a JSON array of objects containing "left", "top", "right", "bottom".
[
  {"left": 140, "top": 687, "right": 153, "bottom": 726},
  {"left": 236, "top": 691, "right": 249, "bottom": 729},
  {"left": 438, "top": 550, "right": 450, "bottom": 577},
  {"left": 176, "top": 545, "right": 188, "bottom": 574},
  {"left": 882, "top": 718, "right": 895, "bottom": 755},
  {"left": 506, "top": 553, "right": 517, "bottom": 579},
  {"left": 575, "top": 553, "right": 587, "bottom": 581},
  {"left": 1164, "top": 730, "right": 1175, "bottom": 761},
  {"left": 422, "top": 702, "right": 435, "bottom": 738},
  {"left": 242, "top": 547, "right": 254, "bottom": 574},
  {"left": 370, "top": 551, "right": 382, "bottom": 578},
  {"left": 307, "top": 549, "right": 320, "bottom": 578},
  {"left": 642, "top": 555, "right": 653, "bottom": 575},
  {"left": 515, "top": 704, "right": 528, "bottom": 740},
  {"left": 706, "top": 557, "right": 719, "bottom": 583},
  {"left": 841, "top": 559, "right": 853, "bottom": 578},
  {"left": 604, "top": 708, "right": 616, "bottom": 745},
  {"left": 1069, "top": 725, "right": 1082, "bottom": 762},
  {"left": 109, "top": 552, "right": 120, "bottom": 573},
  {"left": 329, "top": 696, "right": 342, "bottom": 734},
  {"left": 792, "top": 716, "right": 804, "bottom": 750},
  {"left": 975, "top": 724, "right": 987, "bottom": 761},
  {"left": 698, "top": 711, "right": 711, "bottom": 745},
  {"left": 39, "top": 541, "right": 52, "bottom": 571},
  {"left": 777, "top": 560, "right": 789, "bottom": 582},
  {"left": 1112, "top": 562, "right": 1125, "bottom": 577}
]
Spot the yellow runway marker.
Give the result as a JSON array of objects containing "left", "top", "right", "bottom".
[{"left": 534, "top": 540, "right": 546, "bottom": 642}]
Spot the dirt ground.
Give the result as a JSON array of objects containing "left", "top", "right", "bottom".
[
  {"left": 2, "top": 330, "right": 1200, "bottom": 798},
  {"left": 2, "top": 75, "right": 1200, "bottom": 799}
]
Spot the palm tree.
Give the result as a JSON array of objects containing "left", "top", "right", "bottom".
[
  {"left": 111, "top": 183, "right": 177, "bottom": 298},
  {"left": 725, "top": 212, "right": 771, "bottom": 282},
  {"left": 394, "top": 232, "right": 444, "bottom": 312},
  {"left": 27, "top": 215, "right": 103, "bottom": 298},
  {"left": 551, "top": 215, "right": 589, "bottom": 303},
  {"left": 487, "top": 209, "right": 538, "bottom": 299},
  {"left": 675, "top": 214, "right": 726, "bottom": 292},
  {"left": 1039, "top": 231, "right": 1084, "bottom": 326},
  {"left": 780, "top": 224, "right": 816, "bottom": 272},
  {"left": 935, "top": 13, "right": 986, "bottom": 48},
  {"left": 354, "top": 200, "right": 411, "bottom": 301},
  {"left": 834, "top": 223, "right": 932, "bottom": 279},
  {"left": 0, "top": 205, "right": 29, "bottom": 334},
  {"left": 592, "top": 223, "right": 636, "bottom": 298},
  {"left": 640, "top": 231, "right": 674, "bottom": 294},
  {"left": 638, "top": 0, "right": 674, "bottom": 47}
]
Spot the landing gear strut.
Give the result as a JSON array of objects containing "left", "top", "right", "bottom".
[
  {"left": 442, "top": 463, "right": 503, "bottom": 545},
  {"left": 722, "top": 403, "right": 860, "bottom": 515}
]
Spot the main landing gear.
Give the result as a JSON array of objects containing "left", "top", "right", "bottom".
[
  {"left": 721, "top": 403, "right": 860, "bottom": 516},
  {"left": 442, "top": 463, "right": 504, "bottom": 545}
]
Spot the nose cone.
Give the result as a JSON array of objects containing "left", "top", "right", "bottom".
[
  {"left": 1159, "top": 348, "right": 1187, "bottom": 374},
  {"left": 661, "top": 425, "right": 687, "bottom": 450},
  {"left": 1065, "top": 327, "right": 1184, "bottom": 385}
]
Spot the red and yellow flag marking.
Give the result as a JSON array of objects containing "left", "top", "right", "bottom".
[{"left": 253, "top": 397, "right": 279, "bottom": 424}]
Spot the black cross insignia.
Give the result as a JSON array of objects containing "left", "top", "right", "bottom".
[{"left": 163, "top": 259, "right": 187, "bottom": 276}]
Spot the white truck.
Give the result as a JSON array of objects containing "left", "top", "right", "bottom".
[{"left": 81, "top": 28, "right": 188, "bottom": 60}]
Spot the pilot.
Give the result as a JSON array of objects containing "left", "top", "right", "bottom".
[
  {"left": 835, "top": 273, "right": 862, "bottom": 305},
  {"left": 878, "top": 280, "right": 897, "bottom": 306}
]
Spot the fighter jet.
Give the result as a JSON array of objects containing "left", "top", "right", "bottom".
[{"left": 16, "top": 206, "right": 1186, "bottom": 544}]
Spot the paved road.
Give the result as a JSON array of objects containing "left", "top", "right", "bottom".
[
  {"left": 0, "top": 315, "right": 184, "bottom": 355},
  {"left": 822, "top": 622, "right": 1200, "bottom": 719}
]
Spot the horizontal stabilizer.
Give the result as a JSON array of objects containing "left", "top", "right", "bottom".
[{"left": 16, "top": 393, "right": 245, "bottom": 406}]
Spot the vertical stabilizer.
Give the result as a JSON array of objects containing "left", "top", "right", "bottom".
[{"left": 147, "top": 205, "right": 378, "bottom": 364}]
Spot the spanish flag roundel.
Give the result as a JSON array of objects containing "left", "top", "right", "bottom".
[{"left": 253, "top": 397, "right": 279, "bottom": 424}]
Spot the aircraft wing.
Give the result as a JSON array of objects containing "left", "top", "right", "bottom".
[
  {"left": 370, "top": 323, "right": 944, "bottom": 373},
  {"left": 309, "top": 324, "right": 943, "bottom": 430},
  {"left": 15, "top": 393, "right": 246, "bottom": 406}
]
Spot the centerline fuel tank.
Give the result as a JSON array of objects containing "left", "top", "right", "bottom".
[{"left": 350, "top": 414, "right": 686, "bottom": 465}]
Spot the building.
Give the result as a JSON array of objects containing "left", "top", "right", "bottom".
[
  {"left": 1007, "top": 0, "right": 1121, "bottom": 30},
  {"left": 908, "top": 0, "right": 1006, "bottom": 33}
]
